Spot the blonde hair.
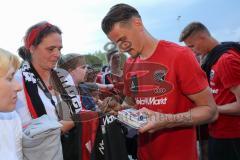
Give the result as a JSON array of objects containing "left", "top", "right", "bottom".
[{"left": 0, "top": 48, "right": 20, "bottom": 77}]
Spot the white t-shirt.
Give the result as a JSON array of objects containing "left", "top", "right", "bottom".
[
  {"left": 15, "top": 70, "right": 58, "bottom": 128},
  {"left": 0, "top": 111, "right": 23, "bottom": 160}
]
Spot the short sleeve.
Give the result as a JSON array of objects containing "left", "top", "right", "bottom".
[
  {"left": 175, "top": 48, "right": 208, "bottom": 95},
  {"left": 218, "top": 51, "right": 240, "bottom": 89}
]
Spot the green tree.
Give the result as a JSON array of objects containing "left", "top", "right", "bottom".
[
  {"left": 84, "top": 54, "right": 102, "bottom": 71},
  {"left": 92, "top": 50, "right": 108, "bottom": 65},
  {"left": 86, "top": 50, "right": 128, "bottom": 70}
]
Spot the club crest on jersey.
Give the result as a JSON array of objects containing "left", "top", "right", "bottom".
[
  {"left": 154, "top": 70, "right": 166, "bottom": 82},
  {"left": 125, "top": 61, "right": 173, "bottom": 97}
]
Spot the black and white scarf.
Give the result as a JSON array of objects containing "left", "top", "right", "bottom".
[
  {"left": 50, "top": 68, "right": 83, "bottom": 117},
  {"left": 21, "top": 61, "right": 56, "bottom": 118}
]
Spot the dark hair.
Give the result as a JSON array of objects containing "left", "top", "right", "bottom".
[
  {"left": 179, "top": 22, "right": 210, "bottom": 42},
  {"left": 85, "top": 66, "right": 98, "bottom": 83},
  {"left": 18, "top": 21, "right": 62, "bottom": 61},
  {"left": 101, "top": 3, "right": 141, "bottom": 34},
  {"left": 101, "top": 65, "right": 109, "bottom": 73}
]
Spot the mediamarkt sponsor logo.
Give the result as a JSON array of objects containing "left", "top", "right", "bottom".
[{"left": 136, "top": 97, "right": 168, "bottom": 105}]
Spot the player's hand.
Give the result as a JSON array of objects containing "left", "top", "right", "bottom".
[{"left": 138, "top": 107, "right": 172, "bottom": 133}]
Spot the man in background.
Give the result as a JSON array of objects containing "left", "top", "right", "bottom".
[{"left": 180, "top": 21, "right": 240, "bottom": 160}]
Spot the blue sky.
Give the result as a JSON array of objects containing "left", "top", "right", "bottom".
[
  {"left": 0, "top": 0, "right": 239, "bottom": 55},
  {"left": 143, "top": 0, "right": 240, "bottom": 43}
]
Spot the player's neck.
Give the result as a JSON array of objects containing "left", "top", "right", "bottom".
[
  {"left": 139, "top": 34, "right": 158, "bottom": 60},
  {"left": 208, "top": 38, "right": 219, "bottom": 53}
]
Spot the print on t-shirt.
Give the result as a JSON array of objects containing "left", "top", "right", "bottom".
[{"left": 125, "top": 61, "right": 173, "bottom": 98}]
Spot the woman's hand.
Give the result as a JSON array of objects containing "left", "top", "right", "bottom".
[
  {"left": 99, "top": 96, "right": 122, "bottom": 115},
  {"left": 60, "top": 120, "right": 75, "bottom": 134}
]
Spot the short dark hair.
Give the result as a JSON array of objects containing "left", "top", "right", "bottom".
[
  {"left": 179, "top": 22, "right": 210, "bottom": 42},
  {"left": 101, "top": 3, "right": 141, "bottom": 34}
]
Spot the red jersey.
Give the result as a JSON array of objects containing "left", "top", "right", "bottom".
[
  {"left": 208, "top": 50, "right": 240, "bottom": 138},
  {"left": 123, "top": 41, "right": 208, "bottom": 160}
]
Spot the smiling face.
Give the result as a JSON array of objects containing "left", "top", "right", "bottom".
[
  {"left": 107, "top": 17, "right": 145, "bottom": 58},
  {"left": 0, "top": 66, "right": 22, "bottom": 112},
  {"left": 31, "top": 32, "right": 62, "bottom": 71}
]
